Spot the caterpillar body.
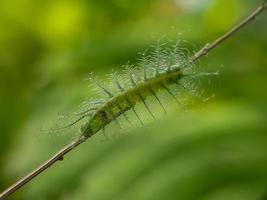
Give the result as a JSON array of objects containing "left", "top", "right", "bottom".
[
  {"left": 82, "top": 68, "right": 184, "bottom": 137},
  {"left": 57, "top": 42, "right": 217, "bottom": 139}
]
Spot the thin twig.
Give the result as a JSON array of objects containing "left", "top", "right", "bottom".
[
  {"left": 181, "top": 0, "right": 267, "bottom": 69},
  {"left": 0, "top": 2, "right": 266, "bottom": 200},
  {"left": 0, "top": 136, "right": 88, "bottom": 200}
]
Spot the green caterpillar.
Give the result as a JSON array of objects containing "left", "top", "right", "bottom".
[
  {"left": 82, "top": 67, "right": 184, "bottom": 136},
  {"left": 56, "top": 42, "right": 216, "bottom": 139}
]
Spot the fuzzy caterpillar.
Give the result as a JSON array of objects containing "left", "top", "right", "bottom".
[
  {"left": 1, "top": 3, "right": 265, "bottom": 199},
  {"left": 83, "top": 66, "right": 183, "bottom": 136},
  {"left": 63, "top": 42, "right": 217, "bottom": 139}
]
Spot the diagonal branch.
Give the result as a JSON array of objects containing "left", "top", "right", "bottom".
[
  {"left": 181, "top": 0, "right": 267, "bottom": 69},
  {"left": 0, "top": 1, "right": 266, "bottom": 200},
  {"left": 0, "top": 135, "right": 87, "bottom": 200}
]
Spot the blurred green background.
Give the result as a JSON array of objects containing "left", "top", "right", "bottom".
[{"left": 1, "top": 0, "right": 267, "bottom": 199}]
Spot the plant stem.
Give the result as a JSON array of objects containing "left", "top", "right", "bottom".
[
  {"left": 181, "top": 1, "right": 267, "bottom": 69},
  {"left": 0, "top": 1, "right": 266, "bottom": 200},
  {"left": 0, "top": 136, "right": 87, "bottom": 200}
]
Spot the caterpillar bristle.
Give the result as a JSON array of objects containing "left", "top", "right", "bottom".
[
  {"left": 173, "top": 78, "right": 202, "bottom": 101},
  {"left": 184, "top": 71, "right": 219, "bottom": 78},
  {"left": 90, "top": 76, "right": 113, "bottom": 98},
  {"left": 125, "top": 97, "right": 144, "bottom": 126},
  {"left": 142, "top": 66, "right": 148, "bottom": 81},
  {"left": 43, "top": 113, "right": 92, "bottom": 134},
  {"left": 149, "top": 88, "right": 167, "bottom": 114},
  {"left": 75, "top": 107, "right": 97, "bottom": 117},
  {"left": 137, "top": 93, "right": 156, "bottom": 120},
  {"left": 111, "top": 74, "right": 125, "bottom": 93},
  {"left": 160, "top": 83, "right": 183, "bottom": 107},
  {"left": 129, "top": 73, "right": 137, "bottom": 87}
]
